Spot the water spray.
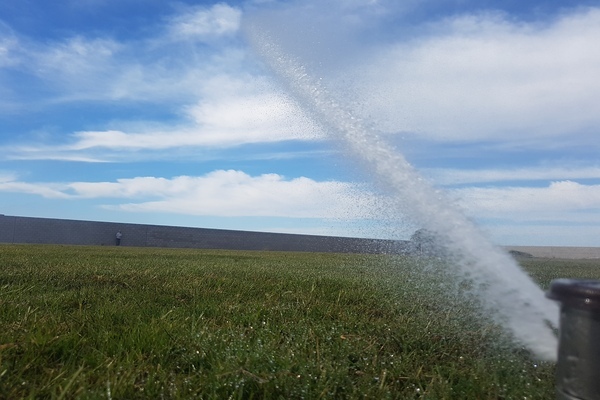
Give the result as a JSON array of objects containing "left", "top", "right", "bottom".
[
  {"left": 244, "top": 24, "right": 559, "bottom": 360},
  {"left": 548, "top": 279, "right": 600, "bottom": 400}
]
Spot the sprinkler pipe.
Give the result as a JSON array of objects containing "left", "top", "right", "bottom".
[{"left": 547, "top": 279, "right": 600, "bottom": 400}]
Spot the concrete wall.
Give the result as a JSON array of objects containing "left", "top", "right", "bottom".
[
  {"left": 3, "top": 215, "right": 598, "bottom": 258},
  {"left": 0, "top": 214, "right": 406, "bottom": 253}
]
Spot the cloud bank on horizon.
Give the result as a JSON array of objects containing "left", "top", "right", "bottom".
[{"left": 1, "top": 0, "right": 599, "bottom": 246}]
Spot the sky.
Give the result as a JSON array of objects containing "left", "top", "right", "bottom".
[{"left": 1, "top": 0, "right": 599, "bottom": 246}]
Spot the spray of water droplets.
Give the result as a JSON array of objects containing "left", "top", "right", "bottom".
[{"left": 244, "top": 26, "right": 559, "bottom": 360}]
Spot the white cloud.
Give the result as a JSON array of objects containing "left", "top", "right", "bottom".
[
  {"left": 4, "top": 79, "right": 322, "bottom": 158},
  {"left": 0, "top": 170, "right": 379, "bottom": 219},
  {"left": 183, "top": 78, "right": 322, "bottom": 142},
  {"left": 343, "top": 8, "right": 600, "bottom": 145},
  {"left": 34, "top": 40, "right": 213, "bottom": 103},
  {"left": 0, "top": 181, "right": 69, "bottom": 199},
  {"left": 168, "top": 3, "right": 242, "bottom": 40},
  {"left": 0, "top": 38, "right": 19, "bottom": 68},
  {"left": 0, "top": 21, "right": 21, "bottom": 67},
  {"left": 1, "top": 6, "right": 324, "bottom": 159},
  {"left": 425, "top": 166, "right": 600, "bottom": 185},
  {"left": 111, "top": 172, "right": 376, "bottom": 219},
  {"left": 35, "top": 36, "right": 121, "bottom": 77},
  {"left": 0, "top": 171, "right": 18, "bottom": 183},
  {"left": 0, "top": 34, "right": 137, "bottom": 104},
  {"left": 0, "top": 5, "right": 248, "bottom": 106},
  {"left": 452, "top": 180, "right": 600, "bottom": 219}
]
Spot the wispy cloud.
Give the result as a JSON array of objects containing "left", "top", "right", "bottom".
[
  {"left": 0, "top": 170, "right": 18, "bottom": 183},
  {"left": 426, "top": 166, "right": 600, "bottom": 185},
  {"left": 8, "top": 5, "right": 598, "bottom": 155},
  {"left": 452, "top": 181, "right": 600, "bottom": 221},
  {"left": 0, "top": 170, "right": 379, "bottom": 219},
  {"left": 0, "top": 180, "right": 70, "bottom": 199},
  {"left": 3, "top": 85, "right": 322, "bottom": 160},
  {"left": 0, "top": 30, "right": 19, "bottom": 68},
  {"left": 0, "top": 4, "right": 247, "bottom": 107},
  {"left": 168, "top": 3, "right": 242, "bottom": 41},
  {"left": 2, "top": 170, "right": 599, "bottom": 226},
  {"left": 34, "top": 36, "right": 122, "bottom": 81},
  {"left": 335, "top": 8, "right": 600, "bottom": 147},
  {"left": 0, "top": 4, "right": 327, "bottom": 161}
]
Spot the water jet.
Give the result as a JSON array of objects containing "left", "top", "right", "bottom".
[{"left": 244, "top": 23, "right": 559, "bottom": 359}]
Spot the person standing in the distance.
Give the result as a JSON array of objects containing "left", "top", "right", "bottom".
[{"left": 115, "top": 230, "right": 122, "bottom": 246}]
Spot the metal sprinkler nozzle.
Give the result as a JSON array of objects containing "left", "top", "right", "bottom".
[{"left": 547, "top": 279, "right": 600, "bottom": 400}]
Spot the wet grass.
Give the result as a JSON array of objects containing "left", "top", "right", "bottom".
[{"left": 1, "top": 244, "right": 597, "bottom": 399}]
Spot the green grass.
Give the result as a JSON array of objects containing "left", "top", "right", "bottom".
[
  {"left": 1, "top": 244, "right": 598, "bottom": 399},
  {"left": 518, "top": 257, "right": 600, "bottom": 289}
]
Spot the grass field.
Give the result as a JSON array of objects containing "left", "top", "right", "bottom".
[{"left": 1, "top": 244, "right": 600, "bottom": 399}]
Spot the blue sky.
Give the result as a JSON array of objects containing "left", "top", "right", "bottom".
[{"left": 1, "top": 0, "right": 599, "bottom": 246}]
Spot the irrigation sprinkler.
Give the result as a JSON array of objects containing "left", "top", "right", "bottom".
[{"left": 547, "top": 279, "right": 600, "bottom": 400}]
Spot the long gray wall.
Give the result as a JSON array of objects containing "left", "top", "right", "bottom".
[
  {"left": 3, "top": 215, "right": 599, "bottom": 258},
  {"left": 0, "top": 214, "right": 406, "bottom": 253}
]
